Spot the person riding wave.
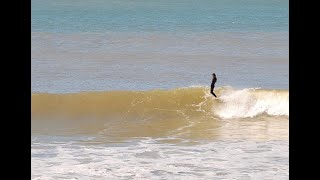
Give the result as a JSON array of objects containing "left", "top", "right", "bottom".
[{"left": 210, "top": 73, "right": 217, "bottom": 97}]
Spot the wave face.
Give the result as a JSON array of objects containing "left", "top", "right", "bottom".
[{"left": 32, "top": 86, "right": 288, "bottom": 120}]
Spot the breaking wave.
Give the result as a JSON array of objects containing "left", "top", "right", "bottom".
[{"left": 32, "top": 86, "right": 288, "bottom": 120}]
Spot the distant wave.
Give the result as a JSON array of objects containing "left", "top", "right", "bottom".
[{"left": 32, "top": 86, "right": 288, "bottom": 120}]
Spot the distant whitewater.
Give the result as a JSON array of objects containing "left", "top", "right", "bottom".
[{"left": 32, "top": 86, "right": 288, "bottom": 120}]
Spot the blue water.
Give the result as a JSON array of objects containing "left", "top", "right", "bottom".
[{"left": 32, "top": 0, "right": 288, "bottom": 33}]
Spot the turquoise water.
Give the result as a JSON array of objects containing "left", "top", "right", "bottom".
[{"left": 32, "top": 0, "right": 288, "bottom": 33}]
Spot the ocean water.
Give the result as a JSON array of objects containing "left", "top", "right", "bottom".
[{"left": 32, "top": 0, "right": 289, "bottom": 179}]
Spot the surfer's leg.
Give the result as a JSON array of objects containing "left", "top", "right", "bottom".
[{"left": 210, "top": 89, "right": 217, "bottom": 97}]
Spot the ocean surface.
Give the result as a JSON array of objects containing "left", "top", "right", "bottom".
[{"left": 32, "top": 0, "right": 289, "bottom": 179}]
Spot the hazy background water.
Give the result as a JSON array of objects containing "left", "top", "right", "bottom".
[
  {"left": 32, "top": 0, "right": 288, "bottom": 93},
  {"left": 32, "top": 31, "right": 288, "bottom": 93}
]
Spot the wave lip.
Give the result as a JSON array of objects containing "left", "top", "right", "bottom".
[{"left": 214, "top": 88, "right": 289, "bottom": 119}]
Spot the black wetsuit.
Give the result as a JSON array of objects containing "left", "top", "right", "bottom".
[{"left": 210, "top": 76, "right": 217, "bottom": 97}]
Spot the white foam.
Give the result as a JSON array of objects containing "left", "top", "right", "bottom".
[
  {"left": 32, "top": 138, "right": 288, "bottom": 179},
  {"left": 214, "top": 88, "right": 289, "bottom": 119}
]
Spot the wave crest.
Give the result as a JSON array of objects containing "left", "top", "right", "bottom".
[{"left": 214, "top": 88, "right": 288, "bottom": 119}]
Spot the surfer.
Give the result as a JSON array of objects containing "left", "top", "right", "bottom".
[{"left": 210, "top": 73, "right": 217, "bottom": 97}]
